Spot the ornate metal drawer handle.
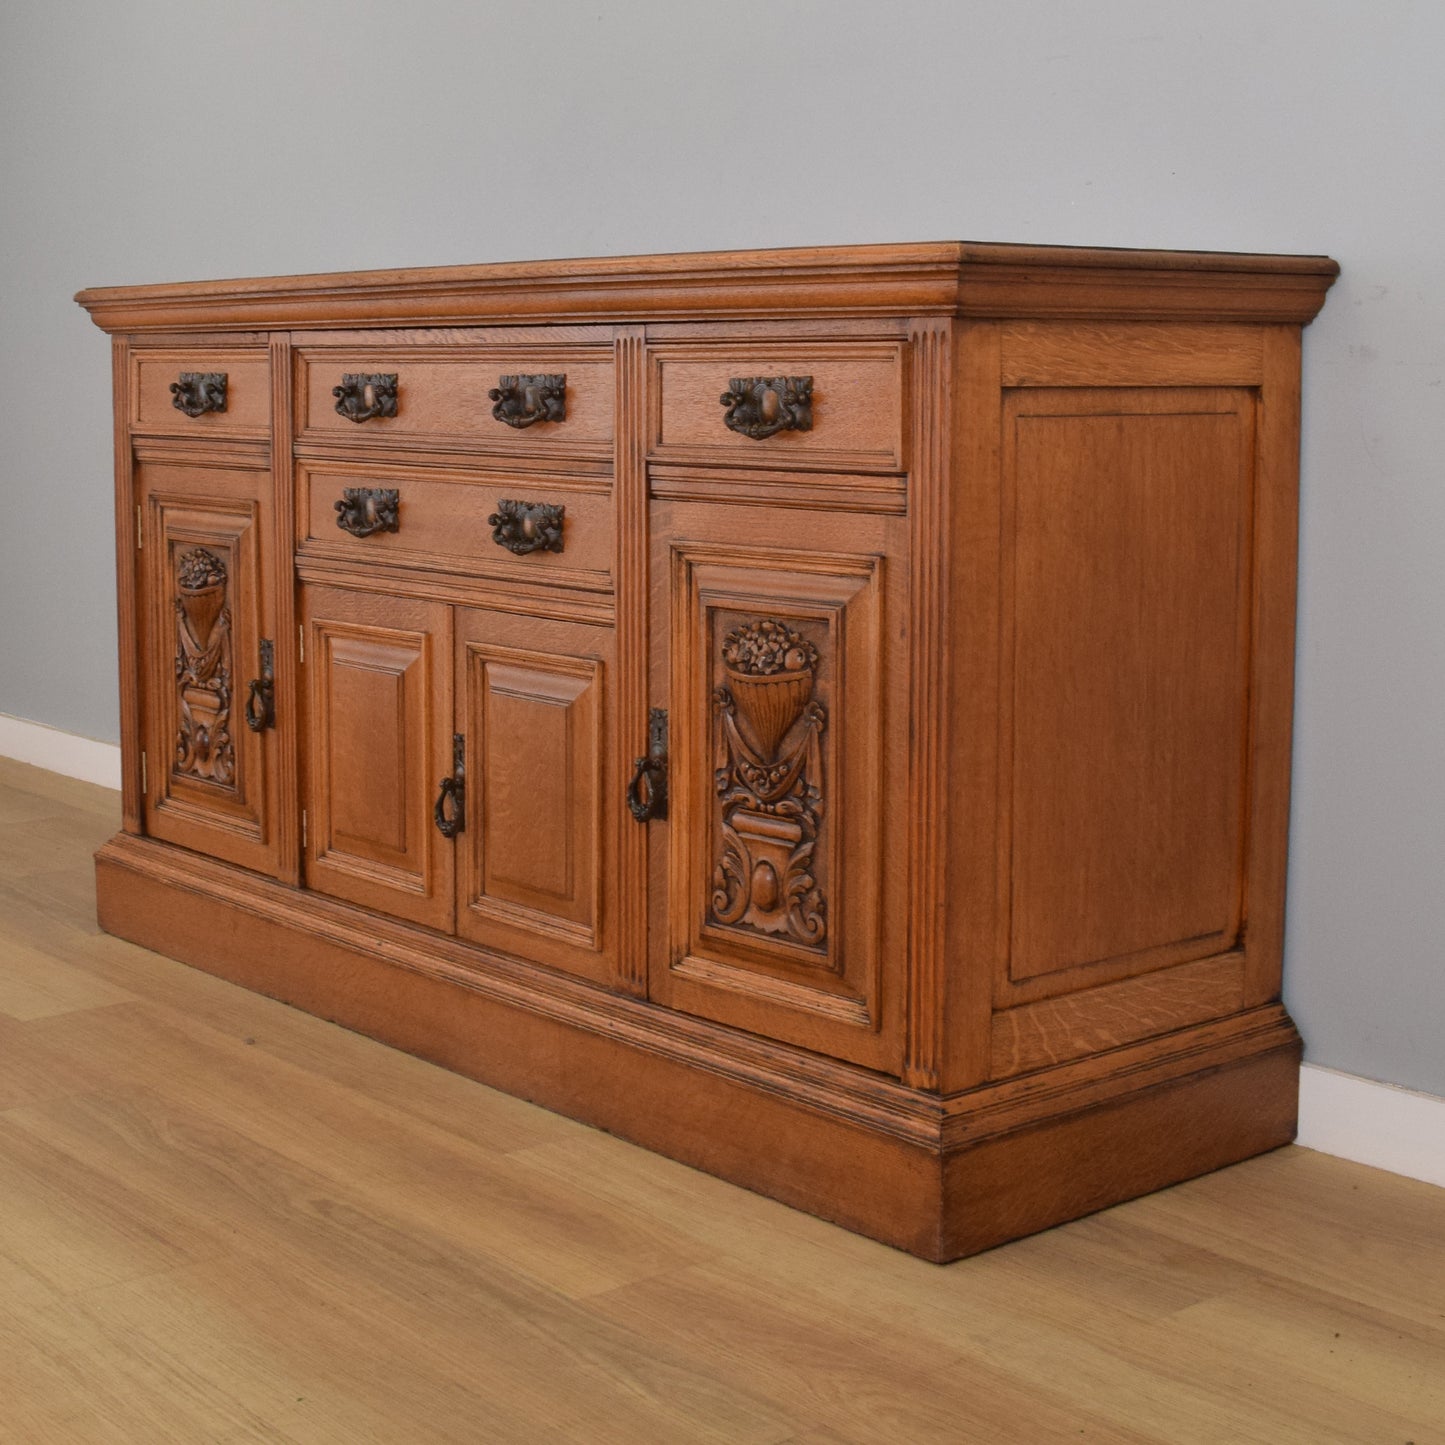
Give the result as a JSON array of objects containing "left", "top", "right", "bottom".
[
  {"left": 335, "top": 487, "right": 400, "bottom": 538},
  {"left": 627, "top": 708, "right": 669, "bottom": 822},
  {"left": 244, "top": 639, "right": 275, "bottom": 733},
  {"left": 488, "top": 499, "right": 564, "bottom": 555},
  {"left": 333, "top": 373, "right": 398, "bottom": 423},
  {"left": 434, "top": 733, "right": 465, "bottom": 838},
  {"left": 489, "top": 373, "right": 566, "bottom": 429},
  {"left": 170, "top": 372, "right": 228, "bottom": 417},
  {"left": 720, "top": 376, "right": 813, "bottom": 440}
]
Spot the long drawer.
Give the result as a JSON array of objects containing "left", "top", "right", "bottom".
[
  {"left": 297, "top": 457, "right": 612, "bottom": 592},
  {"left": 296, "top": 345, "right": 614, "bottom": 459}
]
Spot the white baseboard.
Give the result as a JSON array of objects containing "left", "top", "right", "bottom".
[
  {"left": 1297, "top": 1063, "right": 1445, "bottom": 1188},
  {"left": 0, "top": 713, "right": 122, "bottom": 791}
]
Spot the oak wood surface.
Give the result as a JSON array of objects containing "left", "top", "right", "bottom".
[
  {"left": 2, "top": 758, "right": 1442, "bottom": 1445},
  {"left": 294, "top": 344, "right": 614, "bottom": 459},
  {"left": 297, "top": 456, "right": 614, "bottom": 591},
  {"left": 130, "top": 347, "right": 271, "bottom": 439},
  {"left": 75, "top": 240, "right": 1339, "bottom": 333}
]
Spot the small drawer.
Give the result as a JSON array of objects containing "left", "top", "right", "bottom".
[
  {"left": 296, "top": 346, "right": 614, "bottom": 457},
  {"left": 298, "top": 459, "right": 613, "bottom": 591},
  {"left": 650, "top": 342, "right": 905, "bottom": 473},
  {"left": 130, "top": 349, "right": 270, "bottom": 437}
]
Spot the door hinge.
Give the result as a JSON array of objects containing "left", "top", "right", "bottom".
[
  {"left": 136, "top": 504, "right": 143, "bottom": 549},
  {"left": 139, "top": 750, "right": 147, "bottom": 794},
  {"left": 301, "top": 809, "right": 308, "bottom": 850},
  {"left": 298, "top": 624, "right": 305, "bottom": 664}
]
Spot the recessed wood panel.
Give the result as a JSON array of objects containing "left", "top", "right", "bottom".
[
  {"left": 137, "top": 461, "right": 279, "bottom": 876},
  {"left": 650, "top": 343, "right": 905, "bottom": 473},
  {"left": 295, "top": 346, "right": 614, "bottom": 458},
  {"left": 455, "top": 611, "right": 615, "bottom": 985},
  {"left": 131, "top": 349, "right": 270, "bottom": 439},
  {"left": 303, "top": 587, "right": 453, "bottom": 932},
  {"left": 1001, "top": 387, "right": 1255, "bottom": 994},
  {"left": 648, "top": 500, "right": 906, "bottom": 1071}
]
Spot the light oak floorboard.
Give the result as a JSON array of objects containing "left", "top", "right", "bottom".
[{"left": 0, "top": 761, "right": 1442, "bottom": 1444}]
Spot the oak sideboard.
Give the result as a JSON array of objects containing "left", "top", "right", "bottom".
[{"left": 77, "top": 241, "right": 1338, "bottom": 1260}]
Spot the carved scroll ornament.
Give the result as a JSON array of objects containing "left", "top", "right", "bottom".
[
  {"left": 170, "top": 372, "right": 228, "bottom": 417},
  {"left": 720, "top": 376, "right": 813, "bottom": 440},
  {"left": 173, "top": 546, "right": 235, "bottom": 785},
  {"left": 711, "top": 619, "right": 826, "bottom": 946}
]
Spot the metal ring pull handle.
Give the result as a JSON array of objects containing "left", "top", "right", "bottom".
[
  {"left": 244, "top": 639, "right": 275, "bottom": 733},
  {"left": 434, "top": 733, "right": 465, "bottom": 838},
  {"left": 627, "top": 708, "right": 668, "bottom": 822}
]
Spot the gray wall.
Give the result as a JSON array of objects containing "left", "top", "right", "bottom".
[{"left": 2, "top": 1, "right": 1441, "bottom": 1096}]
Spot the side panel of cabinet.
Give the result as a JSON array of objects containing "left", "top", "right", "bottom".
[
  {"left": 648, "top": 499, "right": 907, "bottom": 1072},
  {"left": 302, "top": 586, "right": 454, "bottom": 932},
  {"left": 454, "top": 610, "right": 616, "bottom": 984},
  {"left": 137, "top": 458, "right": 280, "bottom": 875}
]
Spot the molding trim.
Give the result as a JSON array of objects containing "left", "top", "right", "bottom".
[
  {"left": 1297, "top": 1062, "right": 1445, "bottom": 1188},
  {"left": 0, "top": 714, "right": 122, "bottom": 791}
]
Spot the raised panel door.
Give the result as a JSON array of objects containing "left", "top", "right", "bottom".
[
  {"left": 137, "top": 459, "right": 280, "bottom": 875},
  {"left": 453, "top": 609, "right": 616, "bottom": 984},
  {"left": 302, "top": 586, "right": 454, "bottom": 931},
  {"left": 647, "top": 499, "right": 907, "bottom": 1071}
]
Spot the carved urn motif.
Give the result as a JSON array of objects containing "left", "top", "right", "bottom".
[
  {"left": 712, "top": 619, "right": 827, "bottom": 947},
  {"left": 173, "top": 546, "right": 235, "bottom": 786}
]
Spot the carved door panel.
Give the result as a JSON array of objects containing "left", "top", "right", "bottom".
[
  {"left": 647, "top": 500, "right": 907, "bottom": 1071},
  {"left": 301, "top": 586, "right": 455, "bottom": 932},
  {"left": 137, "top": 459, "right": 280, "bottom": 875},
  {"left": 453, "top": 609, "right": 616, "bottom": 985}
]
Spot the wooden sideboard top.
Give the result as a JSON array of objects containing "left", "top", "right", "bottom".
[{"left": 76, "top": 240, "right": 1339, "bottom": 334}]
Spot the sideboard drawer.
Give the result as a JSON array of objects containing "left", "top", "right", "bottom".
[
  {"left": 298, "top": 459, "right": 613, "bottom": 590},
  {"left": 650, "top": 342, "right": 905, "bottom": 473},
  {"left": 296, "top": 347, "right": 614, "bottom": 457},
  {"left": 130, "top": 349, "right": 270, "bottom": 438}
]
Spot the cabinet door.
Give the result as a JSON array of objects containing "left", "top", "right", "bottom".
[
  {"left": 454, "top": 610, "right": 616, "bottom": 984},
  {"left": 137, "top": 459, "right": 280, "bottom": 875},
  {"left": 302, "top": 587, "right": 454, "bottom": 931},
  {"left": 647, "top": 499, "right": 907, "bottom": 1070}
]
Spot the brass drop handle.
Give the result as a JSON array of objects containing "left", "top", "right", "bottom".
[
  {"left": 627, "top": 708, "right": 668, "bottom": 823},
  {"left": 720, "top": 376, "right": 813, "bottom": 439},
  {"left": 170, "top": 371, "right": 228, "bottom": 417},
  {"left": 244, "top": 639, "right": 275, "bottom": 733},
  {"left": 333, "top": 372, "right": 398, "bottom": 423},
  {"left": 488, "top": 499, "right": 565, "bottom": 555},
  {"left": 335, "top": 487, "right": 400, "bottom": 538},
  {"left": 434, "top": 733, "right": 466, "bottom": 838},
  {"left": 489, "top": 373, "right": 566, "bottom": 428}
]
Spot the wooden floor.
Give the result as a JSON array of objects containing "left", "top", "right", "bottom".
[{"left": 1, "top": 758, "right": 1442, "bottom": 1445}]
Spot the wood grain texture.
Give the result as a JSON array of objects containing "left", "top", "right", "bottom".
[
  {"left": 294, "top": 344, "right": 614, "bottom": 461},
  {"left": 75, "top": 241, "right": 1339, "bottom": 333},
  {"left": 94, "top": 829, "right": 1310, "bottom": 1262},
  {"left": 297, "top": 457, "right": 614, "bottom": 592},
  {"left": 902, "top": 319, "right": 951, "bottom": 1090},
  {"left": 129, "top": 347, "right": 270, "bottom": 439},
  {"left": 110, "top": 337, "right": 141, "bottom": 835},
  {"left": 649, "top": 341, "right": 906, "bottom": 473},
  {"left": 78, "top": 242, "right": 1337, "bottom": 1263},
  {"left": 612, "top": 327, "right": 650, "bottom": 997}
]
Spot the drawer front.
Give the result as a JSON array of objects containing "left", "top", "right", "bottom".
[
  {"left": 650, "top": 342, "right": 905, "bottom": 473},
  {"left": 131, "top": 349, "right": 271, "bottom": 438},
  {"left": 299, "top": 459, "right": 613, "bottom": 591},
  {"left": 296, "top": 347, "right": 614, "bottom": 457}
]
